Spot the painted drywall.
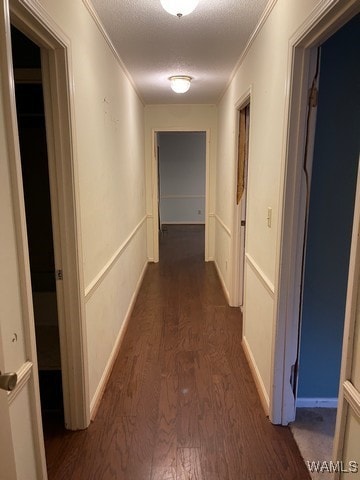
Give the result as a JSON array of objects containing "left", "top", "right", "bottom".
[
  {"left": 297, "top": 15, "right": 360, "bottom": 399},
  {"left": 38, "top": 0, "right": 147, "bottom": 405},
  {"left": 214, "top": 0, "right": 354, "bottom": 404},
  {"left": 145, "top": 104, "right": 217, "bottom": 261},
  {"left": 158, "top": 131, "right": 206, "bottom": 224}
]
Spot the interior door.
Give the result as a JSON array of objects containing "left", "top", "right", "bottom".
[
  {"left": 234, "top": 103, "right": 250, "bottom": 307},
  {"left": 0, "top": 0, "right": 47, "bottom": 478},
  {"left": 333, "top": 158, "right": 360, "bottom": 478},
  {"left": 0, "top": 352, "right": 17, "bottom": 480},
  {"left": 238, "top": 104, "right": 250, "bottom": 306}
]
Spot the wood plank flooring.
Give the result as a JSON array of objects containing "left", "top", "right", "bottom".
[{"left": 44, "top": 225, "right": 310, "bottom": 479}]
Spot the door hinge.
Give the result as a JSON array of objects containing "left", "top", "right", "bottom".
[
  {"left": 56, "top": 269, "right": 63, "bottom": 281},
  {"left": 308, "top": 85, "right": 318, "bottom": 107},
  {"left": 241, "top": 220, "right": 246, "bottom": 226}
]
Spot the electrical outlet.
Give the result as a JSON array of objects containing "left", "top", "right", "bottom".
[
  {"left": 267, "top": 207, "right": 272, "bottom": 228},
  {"left": 198, "top": 209, "right": 201, "bottom": 215}
]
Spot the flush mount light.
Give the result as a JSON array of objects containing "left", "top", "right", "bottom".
[
  {"left": 160, "top": 0, "right": 199, "bottom": 18},
  {"left": 169, "top": 76, "right": 192, "bottom": 93}
]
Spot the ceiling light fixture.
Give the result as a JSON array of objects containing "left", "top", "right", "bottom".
[
  {"left": 169, "top": 76, "right": 192, "bottom": 93},
  {"left": 160, "top": 0, "right": 199, "bottom": 18}
]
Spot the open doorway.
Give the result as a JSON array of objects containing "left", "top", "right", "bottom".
[
  {"left": 157, "top": 131, "right": 207, "bottom": 260},
  {"left": 7, "top": 0, "right": 89, "bottom": 433},
  {"left": 289, "top": 14, "right": 360, "bottom": 469},
  {"left": 231, "top": 101, "right": 250, "bottom": 308},
  {"left": 11, "top": 25, "right": 64, "bottom": 425}
]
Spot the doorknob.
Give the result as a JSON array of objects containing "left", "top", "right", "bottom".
[{"left": 0, "top": 372, "right": 18, "bottom": 391}]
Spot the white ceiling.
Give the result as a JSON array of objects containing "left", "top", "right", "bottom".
[{"left": 89, "top": 0, "right": 269, "bottom": 104}]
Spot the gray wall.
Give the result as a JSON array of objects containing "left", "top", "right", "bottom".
[
  {"left": 158, "top": 131, "right": 206, "bottom": 224},
  {"left": 298, "top": 14, "right": 360, "bottom": 399}
]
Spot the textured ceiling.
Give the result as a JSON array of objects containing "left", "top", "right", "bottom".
[{"left": 89, "top": 0, "right": 269, "bottom": 104}]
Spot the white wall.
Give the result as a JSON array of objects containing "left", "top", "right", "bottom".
[
  {"left": 214, "top": 0, "right": 344, "bottom": 410},
  {"left": 38, "top": 0, "right": 147, "bottom": 409},
  {"left": 145, "top": 105, "right": 217, "bottom": 261},
  {"left": 158, "top": 132, "right": 206, "bottom": 224}
]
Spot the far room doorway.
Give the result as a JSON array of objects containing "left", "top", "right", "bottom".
[{"left": 156, "top": 131, "right": 207, "bottom": 260}]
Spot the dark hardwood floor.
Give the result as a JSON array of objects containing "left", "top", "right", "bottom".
[{"left": 44, "top": 225, "right": 310, "bottom": 479}]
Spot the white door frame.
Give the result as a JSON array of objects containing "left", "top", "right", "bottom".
[
  {"left": 151, "top": 128, "right": 210, "bottom": 262},
  {"left": 8, "top": 0, "right": 90, "bottom": 430},
  {"left": 271, "top": 0, "right": 360, "bottom": 425},
  {"left": 230, "top": 90, "right": 251, "bottom": 307}
]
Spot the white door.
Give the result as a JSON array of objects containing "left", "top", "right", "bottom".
[
  {"left": 238, "top": 104, "right": 250, "bottom": 307},
  {"left": 0, "top": 1, "right": 47, "bottom": 478},
  {"left": 333, "top": 159, "right": 360, "bottom": 478},
  {"left": 231, "top": 102, "right": 250, "bottom": 307}
]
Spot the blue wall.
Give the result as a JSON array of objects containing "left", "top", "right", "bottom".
[{"left": 297, "top": 14, "right": 360, "bottom": 399}]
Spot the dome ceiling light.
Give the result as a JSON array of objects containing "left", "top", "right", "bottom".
[
  {"left": 160, "top": 0, "right": 199, "bottom": 18},
  {"left": 169, "top": 76, "right": 192, "bottom": 93}
]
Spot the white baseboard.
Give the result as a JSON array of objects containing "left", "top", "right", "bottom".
[
  {"left": 90, "top": 260, "right": 148, "bottom": 419},
  {"left": 214, "top": 259, "right": 230, "bottom": 304},
  {"left": 296, "top": 397, "right": 338, "bottom": 408},
  {"left": 242, "top": 336, "right": 270, "bottom": 416}
]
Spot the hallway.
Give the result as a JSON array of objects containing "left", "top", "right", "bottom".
[{"left": 44, "top": 225, "right": 310, "bottom": 479}]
